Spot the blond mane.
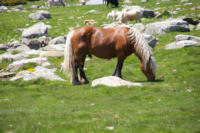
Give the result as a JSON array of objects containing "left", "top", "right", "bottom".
[{"left": 126, "top": 27, "right": 156, "bottom": 75}]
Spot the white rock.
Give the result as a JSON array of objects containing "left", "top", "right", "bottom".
[
  {"left": 91, "top": 76, "right": 143, "bottom": 87},
  {"left": 10, "top": 66, "right": 65, "bottom": 81}
]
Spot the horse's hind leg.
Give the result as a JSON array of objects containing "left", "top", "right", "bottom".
[
  {"left": 72, "top": 62, "right": 82, "bottom": 85},
  {"left": 78, "top": 62, "right": 89, "bottom": 84},
  {"left": 112, "top": 60, "right": 124, "bottom": 78}
]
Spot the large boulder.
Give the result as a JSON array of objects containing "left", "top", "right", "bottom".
[
  {"left": 91, "top": 76, "right": 143, "bottom": 87},
  {"left": 29, "top": 10, "right": 51, "bottom": 20},
  {"left": 22, "top": 22, "right": 51, "bottom": 38},
  {"left": 145, "top": 19, "right": 190, "bottom": 35},
  {"left": 10, "top": 66, "right": 65, "bottom": 81}
]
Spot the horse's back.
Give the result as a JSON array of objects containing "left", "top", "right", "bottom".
[{"left": 72, "top": 26, "right": 132, "bottom": 60}]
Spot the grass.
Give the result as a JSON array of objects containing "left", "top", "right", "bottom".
[{"left": 0, "top": 0, "right": 200, "bottom": 132}]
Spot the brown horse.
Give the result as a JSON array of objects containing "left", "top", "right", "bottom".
[{"left": 63, "top": 26, "right": 156, "bottom": 85}]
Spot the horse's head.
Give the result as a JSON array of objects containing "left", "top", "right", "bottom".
[{"left": 141, "top": 56, "right": 157, "bottom": 81}]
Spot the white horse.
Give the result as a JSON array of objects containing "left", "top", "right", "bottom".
[{"left": 119, "top": 9, "right": 142, "bottom": 24}]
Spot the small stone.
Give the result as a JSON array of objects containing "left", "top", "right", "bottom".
[{"left": 105, "top": 126, "right": 114, "bottom": 130}]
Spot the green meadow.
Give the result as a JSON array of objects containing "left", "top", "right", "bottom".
[{"left": 0, "top": 0, "right": 200, "bottom": 132}]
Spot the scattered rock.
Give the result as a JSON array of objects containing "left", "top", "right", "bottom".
[
  {"left": 29, "top": 10, "right": 51, "bottom": 20},
  {"left": 39, "top": 51, "right": 63, "bottom": 58},
  {"left": 6, "top": 57, "right": 50, "bottom": 71},
  {"left": 181, "top": 0, "right": 189, "bottom": 2},
  {"left": 47, "top": 0, "right": 65, "bottom": 7},
  {"left": 165, "top": 40, "right": 200, "bottom": 50},
  {"left": 196, "top": 23, "right": 200, "bottom": 30},
  {"left": 142, "top": 9, "right": 155, "bottom": 18},
  {"left": 133, "top": 23, "right": 146, "bottom": 32},
  {"left": 48, "top": 36, "right": 66, "bottom": 45},
  {"left": 184, "top": 3, "right": 193, "bottom": 6},
  {"left": 175, "top": 34, "right": 200, "bottom": 42},
  {"left": 0, "top": 72, "right": 16, "bottom": 79},
  {"left": 87, "top": 10, "right": 101, "bottom": 14},
  {"left": 42, "top": 44, "right": 65, "bottom": 51},
  {"left": 22, "top": 22, "right": 51, "bottom": 39},
  {"left": 154, "top": 12, "right": 162, "bottom": 19},
  {"left": 145, "top": 18, "right": 190, "bottom": 35},
  {"left": 30, "top": 5, "right": 39, "bottom": 9},
  {"left": 141, "top": 0, "right": 147, "bottom": 3},
  {"left": 10, "top": 66, "right": 65, "bottom": 81},
  {"left": 0, "top": 44, "right": 9, "bottom": 51},
  {"left": 0, "top": 6, "right": 8, "bottom": 12},
  {"left": 105, "top": 126, "right": 115, "bottom": 130},
  {"left": 91, "top": 76, "right": 143, "bottom": 87},
  {"left": 144, "top": 34, "right": 158, "bottom": 48}
]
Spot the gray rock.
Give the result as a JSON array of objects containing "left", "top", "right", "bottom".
[
  {"left": 0, "top": 6, "right": 8, "bottom": 12},
  {"left": 30, "top": 5, "right": 39, "bottom": 9},
  {"left": 144, "top": 34, "right": 158, "bottom": 48},
  {"left": 165, "top": 40, "right": 200, "bottom": 50},
  {"left": 0, "top": 72, "right": 16, "bottom": 79},
  {"left": 145, "top": 18, "right": 190, "bottom": 35},
  {"left": 142, "top": 9, "right": 155, "bottom": 18},
  {"left": 91, "top": 76, "right": 143, "bottom": 87},
  {"left": 175, "top": 35, "right": 200, "bottom": 42},
  {"left": 6, "top": 57, "right": 50, "bottom": 71},
  {"left": 22, "top": 22, "right": 51, "bottom": 38},
  {"left": 0, "top": 44, "right": 9, "bottom": 51},
  {"left": 42, "top": 44, "right": 65, "bottom": 51},
  {"left": 14, "top": 45, "right": 31, "bottom": 52},
  {"left": 29, "top": 10, "right": 51, "bottom": 20},
  {"left": 48, "top": 36, "right": 66, "bottom": 45},
  {"left": 10, "top": 66, "right": 65, "bottom": 81},
  {"left": 6, "top": 40, "right": 21, "bottom": 48}
]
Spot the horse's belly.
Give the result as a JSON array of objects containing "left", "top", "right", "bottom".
[{"left": 90, "top": 47, "right": 116, "bottom": 59}]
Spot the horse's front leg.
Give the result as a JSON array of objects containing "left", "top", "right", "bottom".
[{"left": 112, "top": 60, "right": 124, "bottom": 78}]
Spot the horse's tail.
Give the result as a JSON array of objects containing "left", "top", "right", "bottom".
[{"left": 62, "top": 31, "right": 76, "bottom": 83}]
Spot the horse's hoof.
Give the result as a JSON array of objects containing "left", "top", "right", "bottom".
[
  {"left": 72, "top": 80, "right": 82, "bottom": 85},
  {"left": 83, "top": 80, "right": 89, "bottom": 84},
  {"left": 80, "top": 79, "right": 89, "bottom": 84}
]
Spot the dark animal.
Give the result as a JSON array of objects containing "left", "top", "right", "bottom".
[
  {"left": 106, "top": 0, "right": 119, "bottom": 8},
  {"left": 62, "top": 26, "right": 157, "bottom": 85}
]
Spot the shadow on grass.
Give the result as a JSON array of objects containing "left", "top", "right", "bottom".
[{"left": 136, "top": 79, "right": 164, "bottom": 83}]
